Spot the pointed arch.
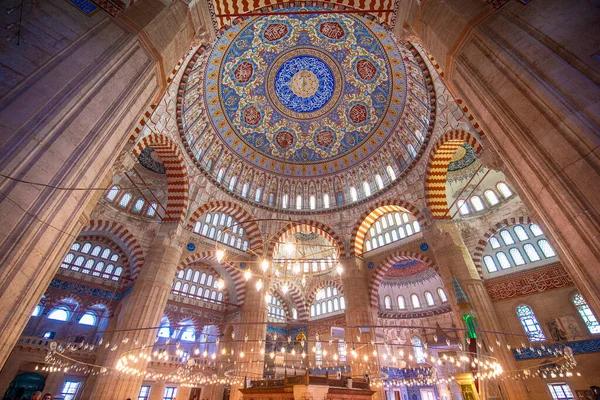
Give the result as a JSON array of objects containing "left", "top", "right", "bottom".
[
  {"left": 350, "top": 200, "right": 427, "bottom": 256},
  {"left": 266, "top": 219, "right": 346, "bottom": 259},
  {"left": 270, "top": 281, "right": 308, "bottom": 321},
  {"left": 425, "top": 130, "right": 483, "bottom": 219},
  {"left": 81, "top": 220, "right": 145, "bottom": 279},
  {"left": 187, "top": 201, "right": 262, "bottom": 254},
  {"left": 306, "top": 280, "right": 344, "bottom": 309},
  {"left": 178, "top": 250, "right": 246, "bottom": 306},
  {"left": 132, "top": 133, "right": 189, "bottom": 222},
  {"left": 368, "top": 251, "right": 435, "bottom": 308}
]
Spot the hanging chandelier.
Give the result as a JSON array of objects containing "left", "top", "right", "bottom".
[{"left": 213, "top": 218, "right": 344, "bottom": 293}]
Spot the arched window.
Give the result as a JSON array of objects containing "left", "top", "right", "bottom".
[
  {"left": 31, "top": 305, "right": 42, "bottom": 317},
  {"left": 471, "top": 196, "right": 485, "bottom": 211},
  {"left": 424, "top": 292, "right": 435, "bottom": 306},
  {"left": 241, "top": 183, "right": 249, "bottom": 197},
  {"left": 147, "top": 203, "right": 157, "bottom": 217},
  {"left": 384, "top": 296, "right": 392, "bottom": 310},
  {"left": 323, "top": 193, "right": 330, "bottom": 209},
  {"left": 484, "top": 190, "right": 499, "bottom": 206},
  {"left": 282, "top": 194, "right": 289, "bottom": 209},
  {"left": 118, "top": 193, "right": 132, "bottom": 208},
  {"left": 132, "top": 198, "right": 144, "bottom": 213},
  {"left": 538, "top": 239, "right": 556, "bottom": 258},
  {"left": 408, "top": 143, "right": 417, "bottom": 158},
  {"left": 309, "top": 195, "right": 316, "bottom": 210},
  {"left": 350, "top": 187, "right": 358, "bottom": 202},
  {"left": 158, "top": 316, "right": 170, "bottom": 338},
  {"left": 397, "top": 295, "right": 406, "bottom": 309},
  {"left": 523, "top": 244, "right": 541, "bottom": 262},
  {"left": 530, "top": 224, "right": 544, "bottom": 237},
  {"left": 412, "top": 337, "right": 426, "bottom": 363},
  {"left": 216, "top": 168, "right": 224, "bottom": 182},
  {"left": 509, "top": 248, "right": 526, "bottom": 266},
  {"left": 500, "top": 229, "right": 515, "bottom": 245},
  {"left": 437, "top": 288, "right": 448, "bottom": 303},
  {"left": 48, "top": 307, "right": 69, "bottom": 321},
  {"left": 228, "top": 176, "right": 237, "bottom": 191},
  {"left": 255, "top": 187, "right": 262, "bottom": 202},
  {"left": 484, "top": 255, "right": 498, "bottom": 272},
  {"left": 91, "top": 246, "right": 101, "bottom": 257},
  {"left": 458, "top": 200, "right": 470, "bottom": 215},
  {"left": 497, "top": 182, "right": 512, "bottom": 198},
  {"left": 516, "top": 305, "right": 546, "bottom": 342},
  {"left": 296, "top": 195, "right": 302, "bottom": 210},
  {"left": 489, "top": 237, "right": 501, "bottom": 249},
  {"left": 363, "top": 181, "right": 371, "bottom": 197},
  {"left": 513, "top": 226, "right": 529, "bottom": 241},
  {"left": 292, "top": 308, "right": 298, "bottom": 320},
  {"left": 387, "top": 165, "right": 396, "bottom": 181},
  {"left": 376, "top": 175, "right": 384, "bottom": 190},
  {"left": 311, "top": 286, "right": 343, "bottom": 319},
  {"left": 496, "top": 252, "right": 511, "bottom": 269},
  {"left": 79, "top": 312, "right": 97, "bottom": 326},
  {"left": 61, "top": 253, "right": 74, "bottom": 269},
  {"left": 181, "top": 325, "right": 196, "bottom": 342},
  {"left": 106, "top": 186, "right": 119, "bottom": 201},
  {"left": 572, "top": 293, "right": 600, "bottom": 334},
  {"left": 411, "top": 294, "right": 421, "bottom": 309}
]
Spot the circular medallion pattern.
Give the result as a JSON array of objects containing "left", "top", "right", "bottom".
[{"left": 179, "top": 6, "right": 432, "bottom": 211}]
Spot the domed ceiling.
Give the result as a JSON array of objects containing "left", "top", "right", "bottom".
[{"left": 178, "top": 7, "right": 432, "bottom": 212}]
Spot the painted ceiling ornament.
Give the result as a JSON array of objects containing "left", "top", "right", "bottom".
[{"left": 179, "top": 6, "right": 432, "bottom": 210}]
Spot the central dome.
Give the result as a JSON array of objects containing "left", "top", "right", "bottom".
[
  {"left": 178, "top": 6, "right": 432, "bottom": 212},
  {"left": 205, "top": 9, "right": 397, "bottom": 170}
]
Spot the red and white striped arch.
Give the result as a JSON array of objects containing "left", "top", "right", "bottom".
[
  {"left": 81, "top": 220, "right": 145, "bottom": 280},
  {"left": 425, "top": 130, "right": 483, "bottom": 220},
  {"left": 266, "top": 219, "right": 346, "bottom": 259},
  {"left": 306, "top": 280, "right": 344, "bottom": 308},
  {"left": 350, "top": 200, "right": 427, "bottom": 256},
  {"left": 132, "top": 133, "right": 189, "bottom": 223},
  {"left": 178, "top": 250, "right": 246, "bottom": 306},
  {"left": 471, "top": 216, "right": 534, "bottom": 280},
  {"left": 270, "top": 281, "right": 308, "bottom": 321},
  {"left": 187, "top": 201, "right": 262, "bottom": 255},
  {"left": 368, "top": 251, "right": 435, "bottom": 308},
  {"left": 208, "top": 1, "right": 397, "bottom": 33}
]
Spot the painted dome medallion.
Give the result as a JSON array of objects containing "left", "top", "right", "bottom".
[{"left": 179, "top": 7, "right": 432, "bottom": 212}]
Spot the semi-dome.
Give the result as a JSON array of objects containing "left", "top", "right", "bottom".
[{"left": 178, "top": 6, "right": 432, "bottom": 212}]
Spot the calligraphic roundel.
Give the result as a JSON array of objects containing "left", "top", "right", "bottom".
[
  {"left": 319, "top": 21, "right": 345, "bottom": 39},
  {"left": 356, "top": 59, "right": 377, "bottom": 81},
  {"left": 234, "top": 61, "right": 254, "bottom": 83},
  {"left": 316, "top": 130, "right": 335, "bottom": 148},
  {"left": 243, "top": 106, "right": 262, "bottom": 125},
  {"left": 349, "top": 104, "right": 368, "bottom": 124},
  {"left": 264, "top": 23, "right": 289, "bottom": 41},
  {"left": 276, "top": 131, "right": 294, "bottom": 149}
]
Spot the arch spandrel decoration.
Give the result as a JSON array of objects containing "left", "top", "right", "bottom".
[
  {"left": 187, "top": 201, "right": 262, "bottom": 254},
  {"left": 178, "top": 250, "right": 246, "bottom": 306},
  {"left": 132, "top": 133, "right": 189, "bottom": 223},
  {"left": 81, "top": 220, "right": 145, "bottom": 280},
  {"left": 368, "top": 251, "right": 435, "bottom": 308},
  {"left": 425, "top": 130, "right": 483, "bottom": 220},
  {"left": 350, "top": 200, "right": 427, "bottom": 256}
]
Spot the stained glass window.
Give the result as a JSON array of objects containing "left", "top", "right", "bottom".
[
  {"left": 516, "top": 305, "right": 546, "bottom": 342},
  {"left": 572, "top": 293, "right": 600, "bottom": 334}
]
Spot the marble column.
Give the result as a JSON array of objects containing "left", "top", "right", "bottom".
[
  {"left": 424, "top": 221, "right": 528, "bottom": 400},
  {"left": 90, "top": 222, "right": 184, "bottom": 399},
  {"left": 148, "top": 380, "right": 165, "bottom": 400},
  {"left": 229, "top": 265, "right": 269, "bottom": 400},
  {"left": 340, "top": 257, "right": 380, "bottom": 394}
]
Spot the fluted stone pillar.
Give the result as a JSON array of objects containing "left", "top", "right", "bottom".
[
  {"left": 229, "top": 267, "right": 269, "bottom": 400},
  {"left": 90, "top": 222, "right": 184, "bottom": 399},
  {"left": 424, "top": 222, "right": 528, "bottom": 400}
]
